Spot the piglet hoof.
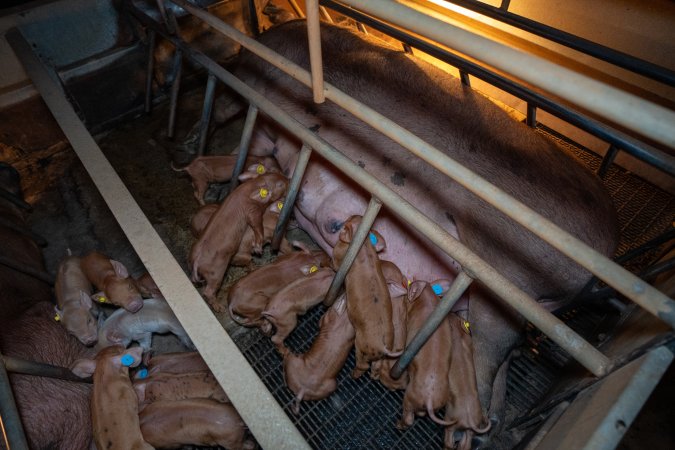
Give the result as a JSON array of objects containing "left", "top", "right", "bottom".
[
  {"left": 351, "top": 367, "right": 366, "bottom": 379},
  {"left": 207, "top": 300, "right": 226, "bottom": 313},
  {"left": 395, "top": 419, "right": 410, "bottom": 431},
  {"left": 252, "top": 245, "right": 263, "bottom": 256}
]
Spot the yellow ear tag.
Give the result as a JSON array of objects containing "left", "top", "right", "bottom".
[
  {"left": 259, "top": 188, "right": 269, "bottom": 198},
  {"left": 277, "top": 201, "right": 284, "bottom": 211},
  {"left": 407, "top": 279, "right": 412, "bottom": 287},
  {"left": 463, "top": 320, "right": 471, "bottom": 334},
  {"left": 309, "top": 265, "right": 318, "bottom": 274},
  {"left": 256, "top": 164, "right": 266, "bottom": 174},
  {"left": 54, "top": 314, "right": 60, "bottom": 322},
  {"left": 97, "top": 296, "right": 107, "bottom": 303}
]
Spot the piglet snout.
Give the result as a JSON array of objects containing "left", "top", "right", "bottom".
[{"left": 127, "top": 298, "right": 144, "bottom": 313}]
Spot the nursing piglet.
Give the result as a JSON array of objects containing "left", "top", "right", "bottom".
[
  {"left": 173, "top": 154, "right": 280, "bottom": 205},
  {"left": 134, "top": 371, "right": 228, "bottom": 405},
  {"left": 54, "top": 254, "right": 98, "bottom": 346},
  {"left": 397, "top": 280, "right": 455, "bottom": 429},
  {"left": 262, "top": 267, "right": 335, "bottom": 349},
  {"left": 444, "top": 313, "right": 491, "bottom": 450},
  {"left": 140, "top": 399, "right": 255, "bottom": 450},
  {"left": 189, "top": 172, "right": 288, "bottom": 311},
  {"left": 332, "top": 215, "right": 398, "bottom": 379},
  {"left": 283, "top": 294, "right": 355, "bottom": 414},
  {"left": 371, "top": 259, "right": 409, "bottom": 389},
  {"left": 71, "top": 345, "right": 152, "bottom": 450},
  {"left": 142, "top": 351, "right": 208, "bottom": 377},
  {"left": 97, "top": 298, "right": 194, "bottom": 351},
  {"left": 133, "top": 272, "right": 163, "bottom": 299},
  {"left": 80, "top": 251, "right": 143, "bottom": 312},
  {"left": 227, "top": 244, "right": 330, "bottom": 327}
]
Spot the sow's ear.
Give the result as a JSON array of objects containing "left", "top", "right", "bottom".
[
  {"left": 407, "top": 280, "right": 426, "bottom": 303},
  {"left": 71, "top": 358, "right": 96, "bottom": 378}
]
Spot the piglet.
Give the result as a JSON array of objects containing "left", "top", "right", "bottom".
[
  {"left": 80, "top": 251, "right": 143, "bottom": 312},
  {"left": 283, "top": 294, "right": 355, "bottom": 414},
  {"left": 397, "top": 280, "right": 456, "bottom": 429},
  {"left": 96, "top": 298, "right": 194, "bottom": 351},
  {"left": 71, "top": 345, "right": 152, "bottom": 450},
  {"left": 332, "top": 215, "right": 399, "bottom": 379},
  {"left": 262, "top": 267, "right": 335, "bottom": 349},
  {"left": 173, "top": 153, "right": 280, "bottom": 205},
  {"left": 133, "top": 272, "right": 163, "bottom": 299},
  {"left": 54, "top": 254, "right": 98, "bottom": 346},
  {"left": 227, "top": 243, "right": 330, "bottom": 328},
  {"left": 141, "top": 351, "right": 208, "bottom": 378},
  {"left": 189, "top": 172, "right": 288, "bottom": 311},
  {"left": 140, "top": 399, "right": 255, "bottom": 450},
  {"left": 371, "top": 260, "right": 409, "bottom": 389},
  {"left": 134, "top": 371, "right": 229, "bottom": 406},
  {"left": 444, "top": 313, "right": 491, "bottom": 450}
]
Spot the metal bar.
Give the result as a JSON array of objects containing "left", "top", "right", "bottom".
[
  {"left": 390, "top": 271, "right": 473, "bottom": 378},
  {"left": 597, "top": 145, "right": 619, "bottom": 178},
  {"left": 323, "top": 197, "right": 383, "bottom": 306},
  {"left": 306, "top": 0, "right": 326, "bottom": 103},
  {"left": 248, "top": 0, "right": 260, "bottom": 37},
  {"left": 319, "top": 5, "right": 333, "bottom": 23},
  {"left": 168, "top": 0, "right": 675, "bottom": 328},
  {"left": 1, "top": 354, "right": 91, "bottom": 384},
  {"left": 130, "top": 1, "right": 611, "bottom": 377},
  {"left": 356, "top": 22, "right": 367, "bottom": 34},
  {"left": 7, "top": 27, "right": 310, "bottom": 450},
  {"left": 272, "top": 143, "right": 313, "bottom": 251},
  {"left": 197, "top": 73, "right": 217, "bottom": 156},
  {"left": 229, "top": 104, "right": 259, "bottom": 193},
  {"left": 527, "top": 103, "right": 537, "bottom": 127},
  {"left": 166, "top": 48, "right": 183, "bottom": 139},
  {"left": 288, "top": 0, "right": 305, "bottom": 18},
  {"left": 0, "top": 216, "right": 47, "bottom": 247},
  {"left": 0, "top": 186, "right": 32, "bottom": 211},
  {"left": 441, "top": 0, "right": 675, "bottom": 86},
  {"left": 0, "top": 354, "right": 29, "bottom": 450},
  {"left": 320, "top": 0, "right": 675, "bottom": 177},
  {"left": 155, "top": 0, "right": 176, "bottom": 34},
  {"left": 459, "top": 70, "right": 471, "bottom": 86},
  {"left": 0, "top": 254, "right": 54, "bottom": 285},
  {"left": 339, "top": 0, "right": 675, "bottom": 149},
  {"left": 144, "top": 29, "right": 156, "bottom": 114}
]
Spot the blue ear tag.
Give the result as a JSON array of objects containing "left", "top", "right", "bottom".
[
  {"left": 432, "top": 284, "right": 443, "bottom": 295},
  {"left": 137, "top": 368, "right": 148, "bottom": 379},
  {"left": 369, "top": 232, "right": 377, "bottom": 246},
  {"left": 120, "top": 354, "right": 134, "bottom": 367}
]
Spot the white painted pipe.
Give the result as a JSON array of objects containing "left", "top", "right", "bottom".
[{"left": 305, "top": 0, "right": 325, "bottom": 103}]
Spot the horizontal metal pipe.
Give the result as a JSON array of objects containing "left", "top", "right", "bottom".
[
  {"left": 0, "top": 186, "right": 32, "bottom": 211},
  {"left": 320, "top": 0, "right": 675, "bottom": 177},
  {"left": 153, "top": 2, "right": 612, "bottom": 374},
  {"left": 341, "top": 0, "right": 675, "bottom": 149},
  {"left": 229, "top": 104, "right": 259, "bottom": 193},
  {"left": 0, "top": 216, "right": 47, "bottom": 246},
  {"left": 272, "top": 143, "right": 313, "bottom": 251},
  {"left": 1, "top": 354, "right": 91, "bottom": 384},
  {"left": 390, "top": 271, "right": 473, "bottom": 379},
  {"left": 442, "top": 0, "right": 675, "bottom": 86},
  {"left": 0, "top": 355, "right": 29, "bottom": 450},
  {"left": 323, "top": 197, "right": 383, "bottom": 306},
  {"left": 0, "top": 254, "right": 54, "bottom": 285},
  {"left": 169, "top": 0, "right": 675, "bottom": 328},
  {"left": 7, "top": 26, "right": 310, "bottom": 450}
]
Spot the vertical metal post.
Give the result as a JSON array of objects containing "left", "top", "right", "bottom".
[
  {"left": 598, "top": 144, "right": 619, "bottom": 179},
  {"left": 229, "top": 105, "right": 259, "bottom": 193},
  {"left": 319, "top": 6, "right": 334, "bottom": 23},
  {"left": 460, "top": 70, "right": 471, "bottom": 86},
  {"left": 197, "top": 73, "right": 217, "bottom": 156},
  {"left": 500, "top": 0, "right": 511, "bottom": 10},
  {"left": 323, "top": 197, "right": 383, "bottom": 306},
  {"left": 402, "top": 42, "right": 413, "bottom": 54},
  {"left": 167, "top": 48, "right": 183, "bottom": 139},
  {"left": 0, "top": 357, "right": 29, "bottom": 450},
  {"left": 306, "top": 0, "right": 325, "bottom": 103},
  {"left": 390, "top": 271, "right": 474, "bottom": 378},
  {"left": 357, "top": 22, "right": 368, "bottom": 34},
  {"left": 248, "top": 0, "right": 260, "bottom": 37},
  {"left": 288, "top": 0, "right": 305, "bottom": 18},
  {"left": 155, "top": 0, "right": 177, "bottom": 34},
  {"left": 272, "top": 143, "right": 313, "bottom": 251},
  {"left": 526, "top": 102, "right": 537, "bottom": 127},
  {"left": 144, "top": 29, "right": 156, "bottom": 114}
]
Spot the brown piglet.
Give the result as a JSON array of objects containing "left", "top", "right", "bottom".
[
  {"left": 189, "top": 172, "right": 288, "bottom": 311},
  {"left": 397, "top": 280, "right": 456, "bottom": 430},
  {"left": 332, "top": 215, "right": 399, "bottom": 379},
  {"left": 134, "top": 371, "right": 229, "bottom": 407},
  {"left": 80, "top": 251, "right": 143, "bottom": 312},
  {"left": 140, "top": 351, "right": 208, "bottom": 378},
  {"left": 283, "top": 294, "right": 355, "bottom": 414},
  {"left": 54, "top": 254, "right": 98, "bottom": 346}
]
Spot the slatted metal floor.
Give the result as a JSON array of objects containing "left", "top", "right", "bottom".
[{"left": 231, "top": 124, "right": 674, "bottom": 449}]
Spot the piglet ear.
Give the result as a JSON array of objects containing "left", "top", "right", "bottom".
[
  {"left": 430, "top": 279, "right": 452, "bottom": 297},
  {"left": 116, "top": 346, "right": 144, "bottom": 368},
  {"left": 407, "top": 280, "right": 426, "bottom": 303},
  {"left": 338, "top": 222, "right": 352, "bottom": 243},
  {"left": 333, "top": 293, "right": 348, "bottom": 315},
  {"left": 110, "top": 260, "right": 129, "bottom": 278},
  {"left": 249, "top": 186, "right": 271, "bottom": 203},
  {"left": 369, "top": 230, "right": 386, "bottom": 252},
  {"left": 238, "top": 171, "right": 257, "bottom": 182},
  {"left": 79, "top": 291, "right": 93, "bottom": 310},
  {"left": 270, "top": 199, "right": 284, "bottom": 213},
  {"left": 387, "top": 280, "right": 408, "bottom": 298},
  {"left": 71, "top": 358, "right": 96, "bottom": 378}
]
